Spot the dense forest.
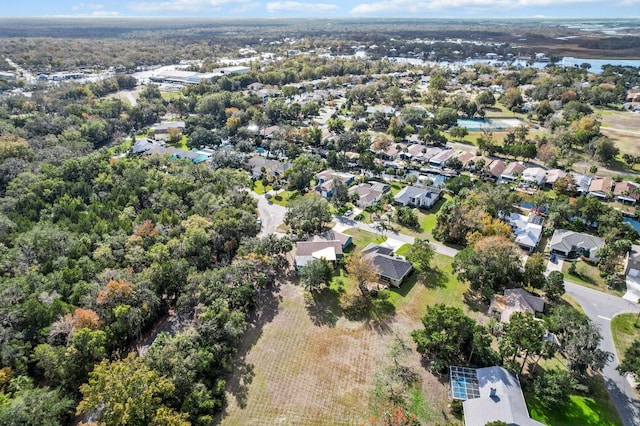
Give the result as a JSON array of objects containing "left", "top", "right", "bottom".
[{"left": 0, "top": 152, "right": 291, "bottom": 425}]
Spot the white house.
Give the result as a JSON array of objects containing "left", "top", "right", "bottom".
[
  {"left": 521, "top": 167, "right": 546, "bottom": 186},
  {"left": 394, "top": 186, "right": 442, "bottom": 209}
]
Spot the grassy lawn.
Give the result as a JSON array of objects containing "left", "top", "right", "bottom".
[
  {"left": 389, "top": 182, "right": 403, "bottom": 196},
  {"left": 252, "top": 180, "right": 272, "bottom": 194},
  {"left": 390, "top": 195, "right": 448, "bottom": 240},
  {"left": 387, "top": 249, "right": 470, "bottom": 318},
  {"left": 342, "top": 228, "right": 387, "bottom": 252},
  {"left": 611, "top": 313, "right": 640, "bottom": 359},
  {"left": 526, "top": 376, "right": 623, "bottom": 426},
  {"left": 270, "top": 189, "right": 299, "bottom": 207},
  {"left": 562, "top": 260, "right": 624, "bottom": 297}
]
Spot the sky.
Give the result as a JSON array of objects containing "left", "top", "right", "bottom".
[{"left": 0, "top": 0, "right": 637, "bottom": 19}]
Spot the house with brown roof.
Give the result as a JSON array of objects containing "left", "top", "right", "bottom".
[
  {"left": 484, "top": 159, "right": 505, "bottom": 181},
  {"left": 489, "top": 288, "right": 545, "bottom": 322},
  {"left": 294, "top": 240, "right": 343, "bottom": 270},
  {"left": 588, "top": 177, "right": 613, "bottom": 199},
  {"left": 614, "top": 181, "right": 640, "bottom": 205},
  {"left": 500, "top": 162, "right": 525, "bottom": 183},
  {"left": 543, "top": 169, "right": 566, "bottom": 189}
]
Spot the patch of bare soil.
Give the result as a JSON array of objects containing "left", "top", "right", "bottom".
[{"left": 220, "top": 283, "right": 455, "bottom": 426}]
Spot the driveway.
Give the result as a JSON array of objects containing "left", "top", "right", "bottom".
[
  {"left": 624, "top": 272, "right": 640, "bottom": 303},
  {"left": 249, "top": 191, "right": 286, "bottom": 237},
  {"left": 564, "top": 282, "right": 640, "bottom": 426}
]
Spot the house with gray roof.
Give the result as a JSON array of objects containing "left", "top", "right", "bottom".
[
  {"left": 549, "top": 229, "right": 604, "bottom": 261},
  {"left": 456, "top": 366, "right": 544, "bottom": 426},
  {"left": 149, "top": 121, "right": 186, "bottom": 140},
  {"left": 348, "top": 183, "right": 383, "bottom": 208},
  {"left": 132, "top": 137, "right": 164, "bottom": 154},
  {"left": 362, "top": 244, "right": 413, "bottom": 287},
  {"left": 507, "top": 212, "right": 544, "bottom": 252},
  {"left": 394, "top": 186, "right": 442, "bottom": 209},
  {"left": 569, "top": 172, "right": 592, "bottom": 194}
]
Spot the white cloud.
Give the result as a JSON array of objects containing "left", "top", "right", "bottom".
[
  {"left": 92, "top": 10, "right": 122, "bottom": 16},
  {"left": 350, "top": 0, "right": 597, "bottom": 13},
  {"left": 72, "top": 3, "right": 105, "bottom": 11},
  {"left": 128, "top": 0, "right": 250, "bottom": 12},
  {"left": 267, "top": 1, "right": 338, "bottom": 12}
]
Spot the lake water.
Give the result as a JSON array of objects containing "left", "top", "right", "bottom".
[{"left": 387, "top": 56, "right": 640, "bottom": 74}]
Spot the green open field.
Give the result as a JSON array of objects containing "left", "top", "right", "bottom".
[
  {"left": 611, "top": 313, "right": 640, "bottom": 359},
  {"left": 526, "top": 376, "right": 623, "bottom": 426},
  {"left": 562, "top": 260, "right": 624, "bottom": 297}
]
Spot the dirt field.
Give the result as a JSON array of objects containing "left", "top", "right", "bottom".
[
  {"left": 599, "top": 109, "right": 640, "bottom": 157},
  {"left": 220, "top": 282, "right": 457, "bottom": 426}
]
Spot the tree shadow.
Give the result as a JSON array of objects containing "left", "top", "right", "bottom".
[
  {"left": 219, "top": 281, "right": 282, "bottom": 417},
  {"left": 463, "top": 289, "right": 488, "bottom": 312},
  {"left": 304, "top": 286, "right": 343, "bottom": 327},
  {"left": 341, "top": 292, "right": 396, "bottom": 335},
  {"left": 420, "top": 267, "right": 448, "bottom": 289},
  {"left": 228, "top": 358, "right": 255, "bottom": 409}
]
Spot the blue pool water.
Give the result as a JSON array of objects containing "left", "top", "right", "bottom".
[
  {"left": 456, "top": 118, "right": 524, "bottom": 131},
  {"left": 623, "top": 217, "right": 640, "bottom": 234}
]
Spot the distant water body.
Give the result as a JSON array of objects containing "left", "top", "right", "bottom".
[{"left": 387, "top": 56, "right": 640, "bottom": 74}]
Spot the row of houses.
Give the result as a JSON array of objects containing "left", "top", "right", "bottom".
[{"left": 293, "top": 229, "right": 413, "bottom": 287}]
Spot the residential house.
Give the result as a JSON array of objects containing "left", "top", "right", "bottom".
[
  {"left": 451, "top": 366, "right": 544, "bottom": 426},
  {"left": 374, "top": 142, "right": 403, "bottom": 161},
  {"left": 484, "top": 159, "right": 505, "bottom": 181},
  {"left": 131, "top": 137, "right": 164, "bottom": 154},
  {"left": 543, "top": 169, "right": 566, "bottom": 189},
  {"left": 148, "top": 121, "right": 186, "bottom": 140},
  {"left": 456, "top": 151, "right": 475, "bottom": 168},
  {"left": 521, "top": 167, "right": 547, "bottom": 187},
  {"left": 369, "top": 181, "right": 391, "bottom": 194},
  {"left": 259, "top": 125, "right": 281, "bottom": 139},
  {"left": 361, "top": 244, "right": 413, "bottom": 287},
  {"left": 589, "top": 177, "right": 613, "bottom": 199},
  {"left": 294, "top": 240, "right": 343, "bottom": 269},
  {"left": 248, "top": 157, "right": 291, "bottom": 180},
  {"left": 142, "top": 146, "right": 209, "bottom": 164},
  {"left": 507, "top": 212, "right": 544, "bottom": 252},
  {"left": 428, "top": 149, "right": 459, "bottom": 169},
  {"left": 614, "top": 181, "right": 640, "bottom": 205},
  {"left": 315, "top": 169, "right": 355, "bottom": 198},
  {"left": 500, "top": 162, "right": 525, "bottom": 183},
  {"left": 489, "top": 288, "right": 545, "bottom": 322},
  {"left": 549, "top": 229, "right": 605, "bottom": 260},
  {"left": 394, "top": 186, "right": 442, "bottom": 209},
  {"left": 570, "top": 171, "right": 593, "bottom": 194},
  {"left": 312, "top": 230, "right": 352, "bottom": 250},
  {"left": 348, "top": 183, "right": 383, "bottom": 208}
]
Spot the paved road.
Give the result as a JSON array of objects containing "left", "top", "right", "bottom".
[
  {"left": 564, "top": 282, "right": 640, "bottom": 426},
  {"left": 249, "top": 191, "right": 286, "bottom": 237}
]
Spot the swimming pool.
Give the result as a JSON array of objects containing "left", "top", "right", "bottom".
[{"left": 456, "top": 118, "right": 523, "bottom": 131}]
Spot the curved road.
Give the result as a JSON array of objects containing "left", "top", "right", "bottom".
[
  {"left": 564, "top": 282, "right": 640, "bottom": 426},
  {"left": 258, "top": 199, "right": 640, "bottom": 424}
]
